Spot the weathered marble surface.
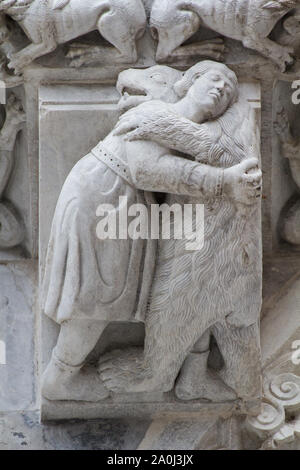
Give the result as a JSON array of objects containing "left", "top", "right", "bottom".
[
  {"left": 0, "top": 0, "right": 299, "bottom": 451},
  {"left": 0, "top": 411, "right": 150, "bottom": 450},
  {"left": 1, "top": 255, "right": 298, "bottom": 449},
  {"left": 0, "top": 262, "right": 37, "bottom": 412},
  {"left": 0, "top": 0, "right": 147, "bottom": 74},
  {"left": 150, "top": 0, "right": 299, "bottom": 71}
]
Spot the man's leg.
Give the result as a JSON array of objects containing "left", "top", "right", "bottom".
[{"left": 42, "top": 317, "right": 109, "bottom": 402}]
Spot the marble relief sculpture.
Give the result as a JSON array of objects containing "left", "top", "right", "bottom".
[
  {"left": 0, "top": 0, "right": 147, "bottom": 74},
  {"left": 0, "top": 0, "right": 297, "bottom": 74},
  {"left": 0, "top": 93, "right": 25, "bottom": 248},
  {"left": 150, "top": 0, "right": 300, "bottom": 71},
  {"left": 41, "top": 61, "right": 262, "bottom": 405},
  {"left": 0, "top": 0, "right": 299, "bottom": 451}
]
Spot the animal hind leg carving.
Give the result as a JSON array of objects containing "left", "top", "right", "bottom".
[
  {"left": 7, "top": 39, "right": 57, "bottom": 74},
  {"left": 243, "top": 35, "right": 295, "bottom": 72}
]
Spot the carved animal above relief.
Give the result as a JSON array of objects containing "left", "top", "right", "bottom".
[
  {"left": 0, "top": 93, "right": 25, "bottom": 249},
  {"left": 0, "top": 0, "right": 147, "bottom": 74},
  {"left": 279, "top": 7, "right": 300, "bottom": 48},
  {"left": 150, "top": 0, "right": 300, "bottom": 72}
]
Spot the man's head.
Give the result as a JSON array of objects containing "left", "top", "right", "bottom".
[
  {"left": 117, "top": 65, "right": 183, "bottom": 112},
  {"left": 175, "top": 61, "right": 239, "bottom": 120},
  {"left": 117, "top": 61, "right": 238, "bottom": 121}
]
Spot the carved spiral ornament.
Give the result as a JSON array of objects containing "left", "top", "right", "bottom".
[
  {"left": 269, "top": 374, "right": 300, "bottom": 411},
  {"left": 247, "top": 397, "right": 285, "bottom": 436}
]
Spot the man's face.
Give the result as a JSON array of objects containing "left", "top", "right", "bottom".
[{"left": 188, "top": 69, "right": 236, "bottom": 119}]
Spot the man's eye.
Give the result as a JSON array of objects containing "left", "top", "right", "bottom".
[{"left": 212, "top": 75, "right": 221, "bottom": 81}]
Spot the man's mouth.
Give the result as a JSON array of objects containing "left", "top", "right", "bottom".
[{"left": 209, "top": 90, "right": 222, "bottom": 101}]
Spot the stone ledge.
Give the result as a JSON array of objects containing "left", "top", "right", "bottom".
[{"left": 41, "top": 397, "right": 261, "bottom": 422}]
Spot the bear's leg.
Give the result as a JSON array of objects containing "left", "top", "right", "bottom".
[
  {"left": 211, "top": 321, "right": 262, "bottom": 413},
  {"left": 242, "top": 34, "right": 294, "bottom": 72},
  {"left": 97, "top": 15, "right": 138, "bottom": 63},
  {"left": 99, "top": 309, "right": 210, "bottom": 394},
  {"left": 42, "top": 317, "right": 109, "bottom": 402}
]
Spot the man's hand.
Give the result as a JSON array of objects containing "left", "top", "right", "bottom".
[
  {"left": 113, "top": 106, "right": 169, "bottom": 142},
  {"left": 115, "top": 109, "right": 262, "bottom": 206},
  {"left": 224, "top": 159, "right": 262, "bottom": 206}
]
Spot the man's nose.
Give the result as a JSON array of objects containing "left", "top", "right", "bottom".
[
  {"left": 216, "top": 81, "right": 225, "bottom": 95},
  {"left": 216, "top": 80, "right": 225, "bottom": 90}
]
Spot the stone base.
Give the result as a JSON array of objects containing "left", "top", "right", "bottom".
[{"left": 41, "top": 396, "right": 261, "bottom": 422}]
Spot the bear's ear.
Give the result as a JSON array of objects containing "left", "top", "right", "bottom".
[
  {"left": 173, "top": 73, "right": 186, "bottom": 98},
  {"left": 52, "top": 0, "right": 70, "bottom": 10}
]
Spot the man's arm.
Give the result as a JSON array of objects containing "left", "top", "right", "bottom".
[
  {"left": 126, "top": 141, "right": 261, "bottom": 206},
  {"left": 115, "top": 103, "right": 212, "bottom": 160},
  {"left": 127, "top": 142, "right": 223, "bottom": 198}
]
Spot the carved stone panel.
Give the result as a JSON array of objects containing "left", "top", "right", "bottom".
[{"left": 38, "top": 71, "right": 262, "bottom": 421}]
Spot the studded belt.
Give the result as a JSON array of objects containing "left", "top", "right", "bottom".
[{"left": 91, "top": 142, "right": 134, "bottom": 187}]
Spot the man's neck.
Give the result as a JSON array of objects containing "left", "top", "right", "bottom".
[{"left": 173, "top": 96, "right": 208, "bottom": 124}]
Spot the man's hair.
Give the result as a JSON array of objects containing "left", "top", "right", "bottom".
[{"left": 174, "top": 60, "right": 239, "bottom": 105}]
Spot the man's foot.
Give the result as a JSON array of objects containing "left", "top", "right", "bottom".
[
  {"left": 175, "top": 353, "right": 237, "bottom": 402},
  {"left": 42, "top": 355, "right": 109, "bottom": 402},
  {"left": 98, "top": 347, "right": 172, "bottom": 394}
]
